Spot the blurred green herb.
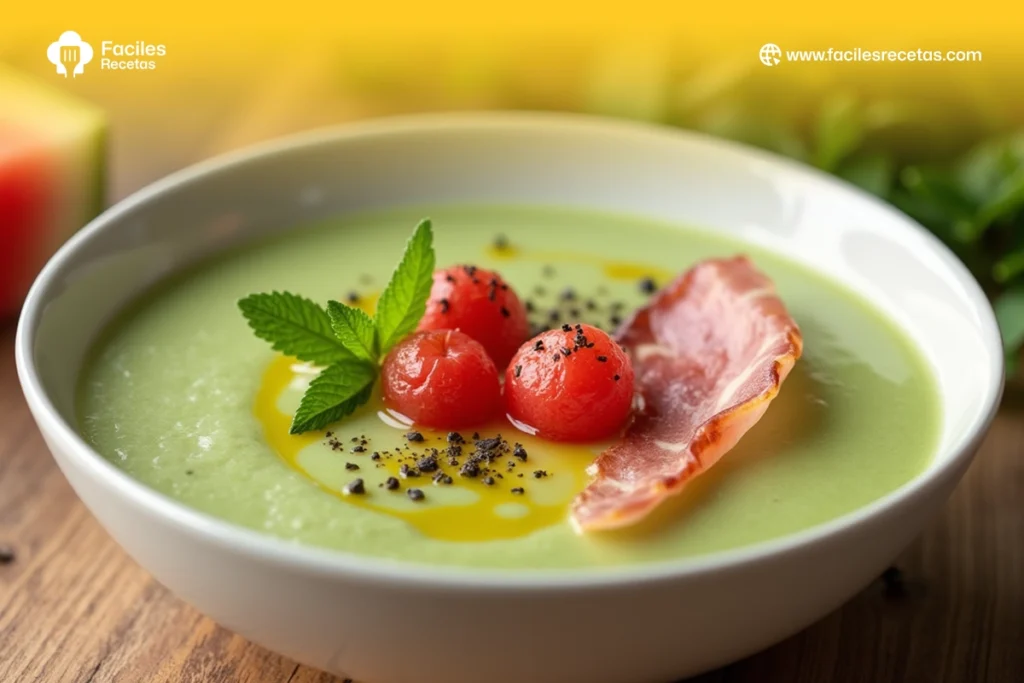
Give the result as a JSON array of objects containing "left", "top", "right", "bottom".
[
  {"left": 664, "top": 80, "right": 1024, "bottom": 375},
  {"left": 892, "top": 135, "right": 1024, "bottom": 373}
]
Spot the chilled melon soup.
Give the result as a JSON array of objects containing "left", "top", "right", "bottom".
[{"left": 78, "top": 205, "right": 941, "bottom": 569}]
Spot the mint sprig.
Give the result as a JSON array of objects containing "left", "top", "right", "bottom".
[
  {"left": 327, "top": 300, "right": 377, "bottom": 362},
  {"left": 238, "top": 291, "right": 355, "bottom": 366},
  {"left": 291, "top": 361, "right": 377, "bottom": 434},
  {"left": 375, "top": 219, "right": 436, "bottom": 353},
  {"left": 238, "top": 219, "right": 435, "bottom": 434}
]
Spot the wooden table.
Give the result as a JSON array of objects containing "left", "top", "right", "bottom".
[{"left": 1, "top": 320, "right": 1021, "bottom": 682}]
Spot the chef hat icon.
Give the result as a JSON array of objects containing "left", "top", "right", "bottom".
[{"left": 47, "top": 31, "right": 95, "bottom": 77}]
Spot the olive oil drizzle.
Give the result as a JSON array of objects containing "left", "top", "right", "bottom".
[{"left": 255, "top": 355, "right": 599, "bottom": 541}]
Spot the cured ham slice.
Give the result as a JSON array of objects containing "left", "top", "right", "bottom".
[{"left": 571, "top": 256, "right": 803, "bottom": 532}]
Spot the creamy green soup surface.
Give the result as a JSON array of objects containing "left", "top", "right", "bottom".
[{"left": 79, "top": 205, "right": 941, "bottom": 569}]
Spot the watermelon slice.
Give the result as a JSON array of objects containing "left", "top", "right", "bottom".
[{"left": 0, "top": 64, "right": 106, "bottom": 317}]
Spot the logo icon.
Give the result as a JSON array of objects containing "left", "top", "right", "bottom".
[
  {"left": 759, "top": 43, "right": 782, "bottom": 67},
  {"left": 47, "top": 31, "right": 94, "bottom": 77}
]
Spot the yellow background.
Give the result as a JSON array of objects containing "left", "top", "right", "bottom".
[{"left": 3, "top": 0, "right": 1023, "bottom": 199}]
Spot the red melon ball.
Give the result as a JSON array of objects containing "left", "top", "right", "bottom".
[
  {"left": 417, "top": 265, "right": 530, "bottom": 369},
  {"left": 381, "top": 329, "right": 501, "bottom": 429},
  {"left": 505, "top": 324, "right": 634, "bottom": 442}
]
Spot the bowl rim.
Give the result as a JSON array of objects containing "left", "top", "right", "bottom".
[{"left": 15, "top": 111, "right": 1005, "bottom": 590}]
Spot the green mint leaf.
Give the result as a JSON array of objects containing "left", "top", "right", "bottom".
[
  {"left": 375, "top": 219, "right": 435, "bottom": 353},
  {"left": 239, "top": 292, "right": 354, "bottom": 366},
  {"left": 327, "top": 300, "right": 378, "bottom": 362},
  {"left": 290, "top": 360, "right": 376, "bottom": 434}
]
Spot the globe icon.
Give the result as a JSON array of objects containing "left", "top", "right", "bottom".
[{"left": 759, "top": 43, "right": 782, "bottom": 67}]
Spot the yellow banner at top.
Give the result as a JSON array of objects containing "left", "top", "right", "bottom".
[{"left": 5, "top": 0, "right": 1024, "bottom": 50}]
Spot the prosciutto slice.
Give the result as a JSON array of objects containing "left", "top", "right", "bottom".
[{"left": 571, "top": 256, "right": 803, "bottom": 532}]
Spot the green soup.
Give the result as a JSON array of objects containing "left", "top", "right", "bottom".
[{"left": 78, "top": 205, "right": 941, "bottom": 569}]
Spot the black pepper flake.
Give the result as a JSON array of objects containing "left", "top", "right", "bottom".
[
  {"left": 513, "top": 444, "right": 528, "bottom": 461},
  {"left": 351, "top": 445, "right": 366, "bottom": 453},
  {"left": 560, "top": 347, "right": 572, "bottom": 357},
  {"left": 493, "top": 234, "right": 509, "bottom": 250},
  {"left": 399, "top": 464, "right": 420, "bottom": 478},
  {"left": 585, "top": 299, "right": 597, "bottom": 311},
  {"left": 346, "top": 291, "right": 361, "bottom": 304},
  {"left": 511, "top": 487, "right": 525, "bottom": 495},
  {"left": 447, "top": 432, "right": 465, "bottom": 444},
  {"left": 561, "top": 323, "right": 572, "bottom": 332},
  {"left": 440, "top": 298, "right": 450, "bottom": 314},
  {"left": 609, "top": 315, "right": 622, "bottom": 326},
  {"left": 343, "top": 478, "right": 365, "bottom": 495},
  {"left": 476, "top": 436, "right": 502, "bottom": 451},
  {"left": 514, "top": 364, "right": 522, "bottom": 378},
  {"left": 613, "top": 374, "right": 621, "bottom": 381},
  {"left": 460, "top": 461, "right": 480, "bottom": 478},
  {"left": 445, "top": 274, "right": 456, "bottom": 283},
  {"left": 881, "top": 566, "right": 906, "bottom": 598},
  {"left": 371, "top": 452, "right": 381, "bottom": 461},
  {"left": 525, "top": 300, "right": 536, "bottom": 313},
  {"left": 406, "top": 432, "right": 425, "bottom": 442},
  {"left": 185, "top": 469, "right": 194, "bottom": 476},
  {"left": 560, "top": 287, "right": 576, "bottom": 301},
  {"left": 0, "top": 545, "right": 15, "bottom": 565},
  {"left": 472, "top": 432, "right": 481, "bottom": 440},
  {"left": 552, "top": 352, "right": 561, "bottom": 362},
  {"left": 597, "top": 355, "right": 608, "bottom": 363},
  {"left": 385, "top": 476, "right": 400, "bottom": 490},
  {"left": 500, "top": 306, "right": 510, "bottom": 318},
  {"left": 345, "top": 462, "right": 360, "bottom": 471},
  {"left": 533, "top": 470, "right": 548, "bottom": 478},
  {"left": 548, "top": 310, "right": 561, "bottom": 323},
  {"left": 407, "top": 488, "right": 425, "bottom": 502},
  {"left": 639, "top": 277, "right": 657, "bottom": 294},
  {"left": 533, "top": 339, "right": 545, "bottom": 351},
  {"left": 482, "top": 476, "right": 495, "bottom": 486},
  {"left": 416, "top": 454, "right": 439, "bottom": 473}
]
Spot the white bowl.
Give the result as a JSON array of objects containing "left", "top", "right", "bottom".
[{"left": 16, "top": 113, "right": 1003, "bottom": 683}]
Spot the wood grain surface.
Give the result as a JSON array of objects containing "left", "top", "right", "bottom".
[{"left": 1, "top": 318, "right": 1022, "bottom": 682}]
